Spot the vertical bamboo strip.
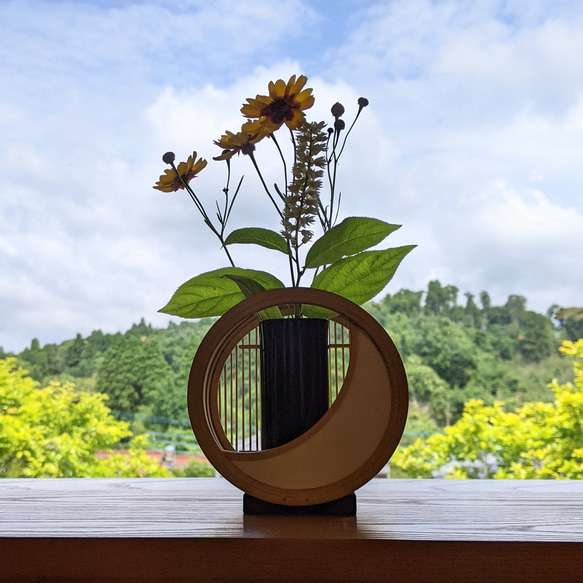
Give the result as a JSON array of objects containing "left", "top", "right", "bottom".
[
  {"left": 230, "top": 351, "right": 234, "bottom": 446},
  {"left": 344, "top": 325, "right": 349, "bottom": 396},
  {"left": 247, "top": 332, "right": 253, "bottom": 450},
  {"left": 219, "top": 369, "right": 223, "bottom": 429},
  {"left": 225, "top": 358, "right": 229, "bottom": 439},
  {"left": 235, "top": 343, "right": 239, "bottom": 450},
  {"left": 243, "top": 334, "right": 247, "bottom": 452},
  {"left": 218, "top": 320, "right": 351, "bottom": 451},
  {"left": 254, "top": 326, "right": 259, "bottom": 451},
  {"left": 328, "top": 322, "right": 333, "bottom": 404},
  {"left": 334, "top": 322, "right": 338, "bottom": 399}
]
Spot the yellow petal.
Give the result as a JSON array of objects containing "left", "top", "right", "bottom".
[
  {"left": 269, "top": 79, "right": 287, "bottom": 98},
  {"left": 213, "top": 150, "right": 235, "bottom": 161},
  {"left": 296, "top": 88, "right": 314, "bottom": 109},
  {"left": 192, "top": 158, "right": 207, "bottom": 174},
  {"left": 241, "top": 101, "right": 263, "bottom": 117},
  {"left": 289, "top": 74, "right": 307, "bottom": 95},
  {"left": 285, "top": 110, "right": 307, "bottom": 130}
]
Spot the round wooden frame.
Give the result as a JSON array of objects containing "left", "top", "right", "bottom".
[{"left": 187, "top": 288, "right": 408, "bottom": 506}]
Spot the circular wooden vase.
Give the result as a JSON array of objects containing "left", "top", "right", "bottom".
[{"left": 187, "top": 288, "right": 408, "bottom": 506}]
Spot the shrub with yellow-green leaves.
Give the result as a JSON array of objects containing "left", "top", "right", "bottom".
[
  {"left": 0, "top": 358, "right": 168, "bottom": 478},
  {"left": 392, "top": 340, "right": 583, "bottom": 479}
]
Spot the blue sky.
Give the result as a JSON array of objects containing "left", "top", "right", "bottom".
[{"left": 1, "top": 0, "right": 582, "bottom": 353}]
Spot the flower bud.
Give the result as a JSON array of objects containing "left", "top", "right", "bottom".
[
  {"left": 334, "top": 118, "right": 345, "bottom": 132},
  {"left": 357, "top": 97, "right": 369, "bottom": 109},
  {"left": 240, "top": 142, "right": 256, "bottom": 156},
  {"left": 162, "top": 152, "right": 176, "bottom": 164},
  {"left": 331, "top": 102, "right": 345, "bottom": 118}
]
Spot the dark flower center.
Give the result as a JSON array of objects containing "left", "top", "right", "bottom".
[{"left": 261, "top": 97, "right": 295, "bottom": 124}]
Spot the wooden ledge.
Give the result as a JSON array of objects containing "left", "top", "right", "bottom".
[{"left": 1, "top": 478, "right": 582, "bottom": 581}]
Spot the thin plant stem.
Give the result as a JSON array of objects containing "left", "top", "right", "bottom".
[
  {"left": 171, "top": 164, "right": 236, "bottom": 267},
  {"left": 246, "top": 151, "right": 296, "bottom": 286},
  {"left": 247, "top": 152, "right": 284, "bottom": 219},
  {"left": 337, "top": 107, "right": 364, "bottom": 159},
  {"left": 270, "top": 133, "right": 287, "bottom": 201}
]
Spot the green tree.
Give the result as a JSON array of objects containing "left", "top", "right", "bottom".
[
  {"left": 464, "top": 292, "right": 480, "bottom": 328},
  {"left": 505, "top": 294, "right": 527, "bottom": 324},
  {"left": 557, "top": 307, "right": 583, "bottom": 341},
  {"left": 479, "top": 291, "right": 491, "bottom": 330},
  {"left": 517, "top": 311, "right": 556, "bottom": 363},
  {"left": 0, "top": 358, "right": 168, "bottom": 478},
  {"left": 95, "top": 336, "right": 144, "bottom": 412},
  {"left": 364, "top": 303, "right": 415, "bottom": 358},
  {"left": 128, "top": 318, "right": 154, "bottom": 339},
  {"left": 18, "top": 338, "right": 48, "bottom": 381},
  {"left": 424, "top": 280, "right": 447, "bottom": 315},
  {"left": 412, "top": 315, "right": 477, "bottom": 388},
  {"left": 73, "top": 329, "right": 115, "bottom": 378},
  {"left": 383, "top": 289, "right": 423, "bottom": 317},
  {"left": 392, "top": 340, "right": 583, "bottom": 479},
  {"left": 405, "top": 355, "right": 451, "bottom": 425},
  {"left": 66, "top": 333, "right": 85, "bottom": 369},
  {"left": 95, "top": 336, "right": 182, "bottom": 420}
]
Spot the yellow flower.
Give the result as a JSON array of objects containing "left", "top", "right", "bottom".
[
  {"left": 153, "top": 151, "right": 207, "bottom": 192},
  {"left": 213, "top": 120, "right": 271, "bottom": 161},
  {"left": 241, "top": 75, "right": 315, "bottom": 131}
]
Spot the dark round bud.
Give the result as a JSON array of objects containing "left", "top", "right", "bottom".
[
  {"left": 358, "top": 97, "right": 369, "bottom": 108},
  {"left": 327, "top": 127, "right": 334, "bottom": 134},
  {"left": 240, "top": 142, "right": 256, "bottom": 156},
  {"left": 331, "top": 102, "right": 345, "bottom": 118},
  {"left": 162, "top": 152, "right": 176, "bottom": 164},
  {"left": 334, "top": 118, "right": 346, "bottom": 132}
]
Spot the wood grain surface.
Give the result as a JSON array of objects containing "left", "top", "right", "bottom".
[{"left": 1, "top": 477, "right": 582, "bottom": 582}]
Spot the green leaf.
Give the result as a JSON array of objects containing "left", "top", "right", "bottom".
[
  {"left": 222, "top": 274, "right": 282, "bottom": 319},
  {"left": 225, "top": 227, "right": 288, "bottom": 254},
  {"left": 159, "top": 267, "right": 284, "bottom": 318},
  {"left": 305, "top": 217, "right": 401, "bottom": 268},
  {"left": 301, "top": 305, "right": 337, "bottom": 320},
  {"left": 222, "top": 274, "right": 267, "bottom": 298},
  {"left": 311, "top": 246, "right": 416, "bottom": 306}
]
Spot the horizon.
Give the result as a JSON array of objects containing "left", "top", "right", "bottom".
[{"left": 4, "top": 280, "right": 565, "bottom": 354}]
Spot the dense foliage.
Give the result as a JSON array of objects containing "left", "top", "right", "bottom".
[
  {"left": 392, "top": 340, "right": 583, "bottom": 479},
  {"left": 368, "top": 282, "right": 575, "bottom": 427},
  {"left": 9, "top": 318, "right": 214, "bottom": 441},
  {"left": 2, "top": 281, "right": 580, "bottom": 476},
  {"left": 0, "top": 359, "right": 169, "bottom": 478}
]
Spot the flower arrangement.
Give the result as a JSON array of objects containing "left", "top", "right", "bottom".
[{"left": 154, "top": 75, "right": 414, "bottom": 319}]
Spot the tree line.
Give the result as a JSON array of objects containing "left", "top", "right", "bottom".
[{"left": 3, "top": 280, "right": 582, "bottom": 444}]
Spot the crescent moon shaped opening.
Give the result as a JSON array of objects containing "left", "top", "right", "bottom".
[{"left": 188, "top": 288, "right": 408, "bottom": 506}]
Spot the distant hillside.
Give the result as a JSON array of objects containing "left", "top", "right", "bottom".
[{"left": 5, "top": 281, "right": 581, "bottom": 435}]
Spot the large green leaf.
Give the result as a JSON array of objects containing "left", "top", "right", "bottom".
[
  {"left": 311, "top": 246, "right": 416, "bottom": 305},
  {"left": 305, "top": 217, "right": 401, "bottom": 268},
  {"left": 225, "top": 227, "right": 289, "bottom": 254},
  {"left": 222, "top": 274, "right": 267, "bottom": 299},
  {"left": 222, "top": 274, "right": 282, "bottom": 319},
  {"left": 301, "top": 305, "right": 337, "bottom": 320},
  {"left": 159, "top": 267, "right": 284, "bottom": 318}
]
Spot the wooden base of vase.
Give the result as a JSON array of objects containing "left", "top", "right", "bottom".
[{"left": 243, "top": 493, "right": 356, "bottom": 516}]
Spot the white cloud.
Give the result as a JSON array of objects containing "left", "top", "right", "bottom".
[{"left": 1, "top": 0, "right": 582, "bottom": 353}]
